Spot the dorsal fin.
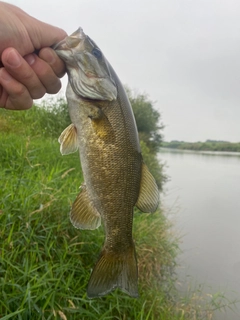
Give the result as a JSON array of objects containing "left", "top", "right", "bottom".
[{"left": 136, "top": 163, "right": 159, "bottom": 213}]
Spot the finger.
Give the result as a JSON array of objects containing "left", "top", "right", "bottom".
[
  {"left": 1, "top": 48, "right": 46, "bottom": 99},
  {"left": 28, "top": 22, "right": 67, "bottom": 49},
  {"left": 25, "top": 52, "right": 62, "bottom": 94},
  {"left": 0, "top": 68, "right": 33, "bottom": 110},
  {"left": 38, "top": 47, "right": 66, "bottom": 78},
  {"left": 0, "top": 83, "right": 8, "bottom": 108}
]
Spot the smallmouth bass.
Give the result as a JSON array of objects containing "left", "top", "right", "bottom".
[{"left": 54, "top": 28, "right": 159, "bottom": 298}]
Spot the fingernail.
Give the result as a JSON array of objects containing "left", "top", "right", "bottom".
[
  {"left": 25, "top": 54, "right": 36, "bottom": 66},
  {"left": 0, "top": 68, "right": 13, "bottom": 81},
  {"left": 6, "top": 49, "right": 21, "bottom": 67}
]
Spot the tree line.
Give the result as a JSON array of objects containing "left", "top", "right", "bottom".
[{"left": 162, "top": 140, "right": 240, "bottom": 152}]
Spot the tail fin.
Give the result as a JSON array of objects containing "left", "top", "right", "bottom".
[{"left": 87, "top": 245, "right": 138, "bottom": 298}]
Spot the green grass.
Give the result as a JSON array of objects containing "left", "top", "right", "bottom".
[
  {"left": 0, "top": 104, "right": 236, "bottom": 319},
  {"left": 0, "top": 132, "right": 178, "bottom": 319}
]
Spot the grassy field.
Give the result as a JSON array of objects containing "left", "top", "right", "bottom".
[{"left": 0, "top": 103, "right": 234, "bottom": 319}]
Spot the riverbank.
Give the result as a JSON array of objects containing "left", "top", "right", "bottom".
[
  {"left": 0, "top": 130, "right": 177, "bottom": 318},
  {"left": 0, "top": 104, "right": 234, "bottom": 319}
]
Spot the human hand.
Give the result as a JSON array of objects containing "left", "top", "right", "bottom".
[{"left": 0, "top": 2, "right": 67, "bottom": 110}]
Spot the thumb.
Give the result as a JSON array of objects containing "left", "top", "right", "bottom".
[{"left": 26, "top": 18, "right": 67, "bottom": 49}]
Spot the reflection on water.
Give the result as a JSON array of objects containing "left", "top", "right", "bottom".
[{"left": 159, "top": 148, "right": 240, "bottom": 320}]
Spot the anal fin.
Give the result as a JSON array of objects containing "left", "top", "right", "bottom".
[
  {"left": 135, "top": 162, "right": 159, "bottom": 213},
  {"left": 70, "top": 185, "right": 101, "bottom": 230}
]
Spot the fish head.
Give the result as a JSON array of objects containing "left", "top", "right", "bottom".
[{"left": 54, "top": 28, "right": 117, "bottom": 101}]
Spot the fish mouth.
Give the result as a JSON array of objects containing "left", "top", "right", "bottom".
[
  {"left": 53, "top": 27, "right": 118, "bottom": 101},
  {"left": 53, "top": 27, "right": 85, "bottom": 51},
  {"left": 52, "top": 39, "right": 67, "bottom": 51}
]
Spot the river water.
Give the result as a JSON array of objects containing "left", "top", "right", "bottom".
[{"left": 159, "top": 148, "right": 240, "bottom": 320}]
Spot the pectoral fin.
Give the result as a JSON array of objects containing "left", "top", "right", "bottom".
[
  {"left": 70, "top": 184, "right": 101, "bottom": 230},
  {"left": 135, "top": 163, "right": 159, "bottom": 213},
  {"left": 58, "top": 124, "right": 78, "bottom": 155},
  {"left": 88, "top": 105, "right": 115, "bottom": 142}
]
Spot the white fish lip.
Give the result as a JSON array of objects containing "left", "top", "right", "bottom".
[
  {"left": 53, "top": 27, "right": 85, "bottom": 51},
  {"left": 52, "top": 39, "right": 67, "bottom": 51}
]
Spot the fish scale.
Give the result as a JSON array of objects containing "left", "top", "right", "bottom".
[{"left": 54, "top": 27, "right": 159, "bottom": 298}]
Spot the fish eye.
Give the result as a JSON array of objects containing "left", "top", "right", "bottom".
[{"left": 92, "top": 48, "right": 102, "bottom": 59}]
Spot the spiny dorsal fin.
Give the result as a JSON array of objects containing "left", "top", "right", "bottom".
[
  {"left": 135, "top": 162, "right": 159, "bottom": 213},
  {"left": 70, "top": 185, "right": 101, "bottom": 230},
  {"left": 58, "top": 123, "right": 78, "bottom": 155}
]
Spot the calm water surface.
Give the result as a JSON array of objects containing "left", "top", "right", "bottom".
[{"left": 159, "top": 148, "right": 240, "bottom": 320}]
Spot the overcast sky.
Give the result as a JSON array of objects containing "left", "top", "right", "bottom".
[{"left": 11, "top": 0, "right": 240, "bottom": 142}]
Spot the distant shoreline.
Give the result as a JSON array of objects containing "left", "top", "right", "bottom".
[{"left": 162, "top": 140, "right": 240, "bottom": 152}]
